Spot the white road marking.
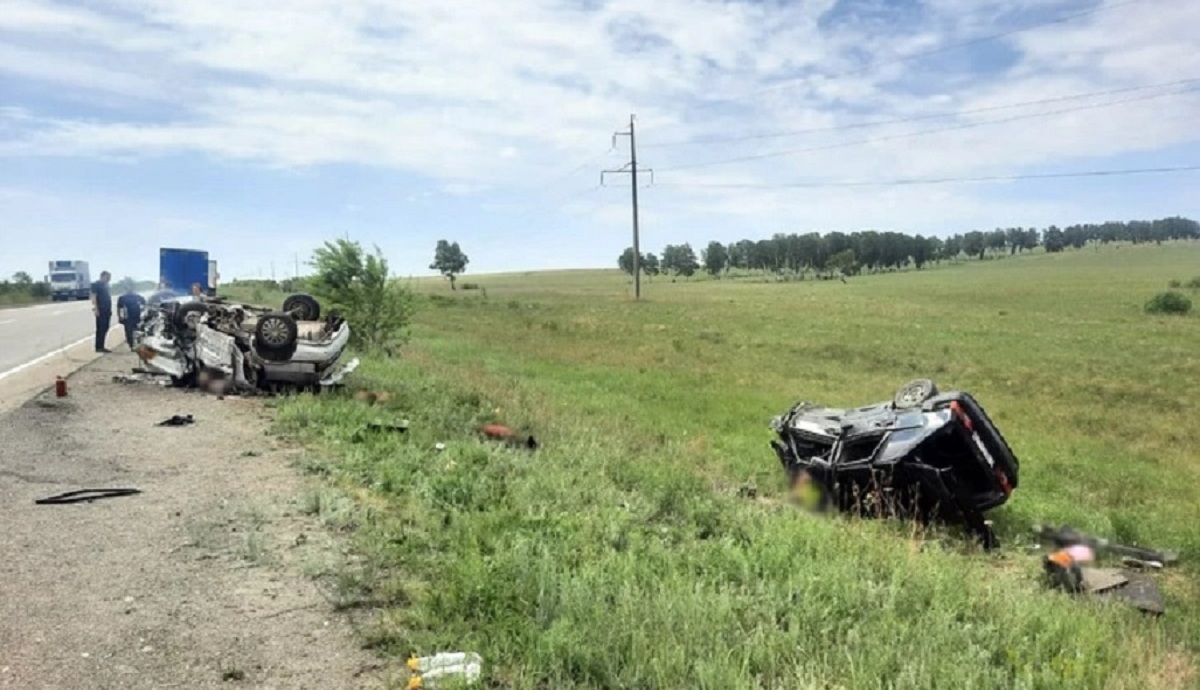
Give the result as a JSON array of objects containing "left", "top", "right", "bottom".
[
  {"left": 0, "top": 320, "right": 14, "bottom": 326},
  {"left": 0, "top": 326, "right": 121, "bottom": 382}
]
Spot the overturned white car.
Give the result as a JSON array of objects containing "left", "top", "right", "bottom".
[{"left": 132, "top": 293, "right": 359, "bottom": 394}]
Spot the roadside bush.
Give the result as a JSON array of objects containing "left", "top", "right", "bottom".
[
  {"left": 308, "top": 239, "right": 417, "bottom": 354},
  {"left": 1187, "top": 276, "right": 1200, "bottom": 289},
  {"left": 1143, "top": 290, "right": 1192, "bottom": 315},
  {"left": 0, "top": 278, "right": 49, "bottom": 306},
  {"left": 1167, "top": 279, "right": 1182, "bottom": 288}
]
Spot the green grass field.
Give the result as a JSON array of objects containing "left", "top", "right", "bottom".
[{"left": 270, "top": 243, "right": 1200, "bottom": 689}]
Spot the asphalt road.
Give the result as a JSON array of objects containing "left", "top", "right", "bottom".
[{"left": 0, "top": 298, "right": 118, "bottom": 377}]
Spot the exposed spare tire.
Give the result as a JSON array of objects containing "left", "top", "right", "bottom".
[
  {"left": 893, "top": 378, "right": 939, "bottom": 409},
  {"left": 254, "top": 312, "right": 299, "bottom": 362},
  {"left": 282, "top": 293, "right": 320, "bottom": 321},
  {"left": 174, "top": 302, "right": 209, "bottom": 331}
]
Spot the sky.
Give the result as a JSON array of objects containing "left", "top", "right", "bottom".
[{"left": 1, "top": 0, "right": 1198, "bottom": 282}]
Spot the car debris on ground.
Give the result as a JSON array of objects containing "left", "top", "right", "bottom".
[
  {"left": 34, "top": 488, "right": 142, "bottom": 505},
  {"left": 127, "top": 291, "right": 359, "bottom": 396},
  {"left": 480, "top": 423, "right": 539, "bottom": 450},
  {"left": 1034, "top": 524, "right": 1178, "bottom": 615},
  {"left": 769, "top": 378, "right": 1019, "bottom": 549},
  {"left": 156, "top": 414, "right": 195, "bottom": 427}
]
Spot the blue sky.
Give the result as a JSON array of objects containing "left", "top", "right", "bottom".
[{"left": 2, "top": 0, "right": 1198, "bottom": 283}]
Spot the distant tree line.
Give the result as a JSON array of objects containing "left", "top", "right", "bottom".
[
  {"left": 618, "top": 217, "right": 1200, "bottom": 279},
  {"left": 0, "top": 271, "right": 50, "bottom": 305}
]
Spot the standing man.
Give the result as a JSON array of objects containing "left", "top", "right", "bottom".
[
  {"left": 90, "top": 270, "right": 113, "bottom": 353},
  {"left": 117, "top": 283, "right": 146, "bottom": 350}
]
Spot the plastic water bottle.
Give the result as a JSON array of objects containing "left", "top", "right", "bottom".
[
  {"left": 406, "top": 653, "right": 482, "bottom": 688},
  {"left": 407, "top": 652, "right": 481, "bottom": 672}
]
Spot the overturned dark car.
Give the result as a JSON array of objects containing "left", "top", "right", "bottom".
[
  {"left": 132, "top": 292, "right": 358, "bottom": 394},
  {"left": 769, "top": 379, "right": 1019, "bottom": 548}
]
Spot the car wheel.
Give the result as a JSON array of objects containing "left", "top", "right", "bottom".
[
  {"left": 174, "top": 302, "right": 208, "bottom": 331},
  {"left": 282, "top": 293, "right": 321, "bottom": 321},
  {"left": 254, "top": 312, "right": 299, "bottom": 361},
  {"left": 893, "top": 378, "right": 939, "bottom": 409}
]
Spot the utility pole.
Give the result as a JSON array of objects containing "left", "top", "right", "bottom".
[{"left": 602, "top": 114, "right": 653, "bottom": 300}]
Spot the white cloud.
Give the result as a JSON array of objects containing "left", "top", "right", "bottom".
[{"left": 1, "top": 0, "right": 1199, "bottom": 274}]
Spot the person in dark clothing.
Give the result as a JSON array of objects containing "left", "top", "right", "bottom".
[
  {"left": 117, "top": 285, "right": 146, "bottom": 349},
  {"left": 90, "top": 271, "right": 113, "bottom": 353}
]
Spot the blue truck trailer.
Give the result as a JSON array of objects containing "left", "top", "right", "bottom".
[{"left": 158, "top": 248, "right": 217, "bottom": 297}]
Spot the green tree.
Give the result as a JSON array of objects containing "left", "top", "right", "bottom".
[
  {"left": 12, "top": 271, "right": 32, "bottom": 286},
  {"left": 962, "top": 231, "right": 987, "bottom": 260},
  {"left": 310, "top": 239, "right": 416, "bottom": 354},
  {"left": 911, "top": 235, "right": 930, "bottom": 270},
  {"left": 642, "top": 253, "right": 660, "bottom": 276},
  {"left": 827, "top": 248, "right": 856, "bottom": 275},
  {"left": 618, "top": 247, "right": 637, "bottom": 275},
  {"left": 1043, "top": 226, "right": 1066, "bottom": 253},
  {"left": 673, "top": 243, "right": 699, "bottom": 278},
  {"left": 702, "top": 241, "right": 729, "bottom": 277},
  {"left": 430, "top": 240, "right": 469, "bottom": 290}
]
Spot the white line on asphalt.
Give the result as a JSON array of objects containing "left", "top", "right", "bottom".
[
  {"left": 0, "top": 326, "right": 121, "bottom": 382},
  {"left": 0, "top": 320, "right": 14, "bottom": 326}
]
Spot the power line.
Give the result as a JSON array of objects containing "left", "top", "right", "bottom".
[
  {"left": 658, "top": 84, "right": 1200, "bottom": 172},
  {"left": 645, "top": 76, "right": 1200, "bottom": 149},
  {"left": 641, "top": 0, "right": 1149, "bottom": 129},
  {"left": 530, "top": 147, "right": 617, "bottom": 190},
  {"left": 652, "top": 165, "right": 1200, "bottom": 189}
]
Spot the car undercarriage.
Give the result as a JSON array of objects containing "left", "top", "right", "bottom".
[
  {"left": 769, "top": 378, "right": 1020, "bottom": 549},
  {"left": 132, "top": 292, "right": 359, "bottom": 394}
]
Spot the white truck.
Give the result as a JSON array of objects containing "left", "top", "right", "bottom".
[{"left": 48, "top": 260, "right": 91, "bottom": 301}]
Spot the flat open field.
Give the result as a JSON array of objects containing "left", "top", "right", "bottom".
[{"left": 272, "top": 243, "right": 1200, "bottom": 689}]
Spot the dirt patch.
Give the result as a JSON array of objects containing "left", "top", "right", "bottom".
[{"left": 0, "top": 352, "right": 397, "bottom": 689}]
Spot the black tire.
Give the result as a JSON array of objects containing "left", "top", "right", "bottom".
[
  {"left": 893, "top": 378, "right": 939, "bottom": 409},
  {"left": 254, "top": 312, "right": 298, "bottom": 361},
  {"left": 174, "top": 302, "right": 209, "bottom": 331},
  {"left": 282, "top": 293, "right": 320, "bottom": 321}
]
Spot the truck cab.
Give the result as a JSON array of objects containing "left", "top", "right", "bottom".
[{"left": 48, "top": 260, "right": 91, "bottom": 301}]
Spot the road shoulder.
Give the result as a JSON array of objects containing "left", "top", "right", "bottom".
[{"left": 0, "top": 352, "right": 394, "bottom": 689}]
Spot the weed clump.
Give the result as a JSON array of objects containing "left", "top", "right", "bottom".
[
  {"left": 1187, "top": 275, "right": 1200, "bottom": 289},
  {"left": 1167, "top": 279, "right": 1182, "bottom": 288},
  {"left": 1144, "top": 290, "right": 1193, "bottom": 315}
]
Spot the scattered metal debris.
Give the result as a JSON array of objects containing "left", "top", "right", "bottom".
[
  {"left": 1034, "top": 524, "right": 1178, "bottom": 567},
  {"left": 157, "top": 414, "right": 195, "bottom": 427},
  {"left": 1035, "top": 524, "right": 1177, "bottom": 615},
  {"left": 769, "top": 378, "right": 1019, "bottom": 549},
  {"left": 35, "top": 488, "right": 142, "bottom": 505},
  {"left": 366, "top": 421, "right": 409, "bottom": 434},
  {"left": 113, "top": 372, "right": 172, "bottom": 386}
]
